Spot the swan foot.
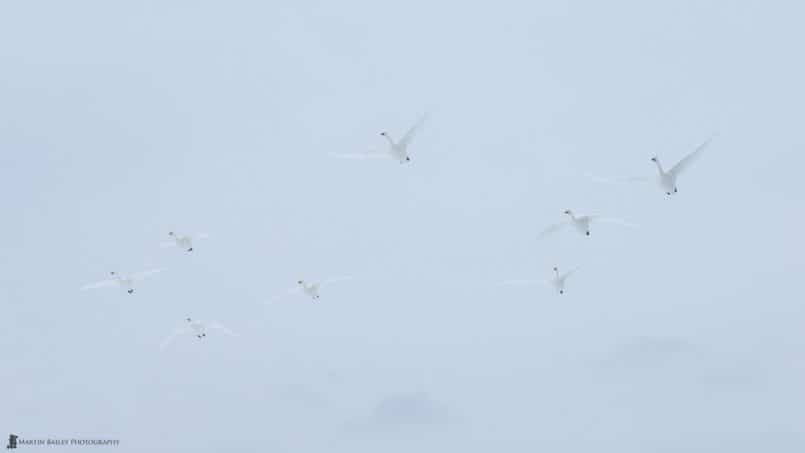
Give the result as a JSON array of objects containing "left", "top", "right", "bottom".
[
  {"left": 560, "top": 290, "right": 564, "bottom": 294},
  {"left": 674, "top": 187, "right": 678, "bottom": 193},
  {"left": 127, "top": 289, "right": 134, "bottom": 294},
  {"left": 187, "top": 248, "right": 193, "bottom": 252},
  {"left": 586, "top": 231, "right": 590, "bottom": 236}
]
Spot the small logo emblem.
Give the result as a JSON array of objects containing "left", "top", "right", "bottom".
[{"left": 6, "top": 434, "right": 17, "bottom": 449}]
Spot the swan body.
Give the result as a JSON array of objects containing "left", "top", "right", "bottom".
[
  {"left": 565, "top": 210, "right": 593, "bottom": 236},
  {"left": 650, "top": 137, "right": 713, "bottom": 195},
  {"left": 651, "top": 158, "right": 678, "bottom": 195},
  {"left": 328, "top": 115, "right": 427, "bottom": 163},
  {"left": 380, "top": 115, "right": 427, "bottom": 163},
  {"left": 162, "top": 231, "right": 209, "bottom": 252},
  {"left": 550, "top": 266, "right": 578, "bottom": 295},
  {"left": 498, "top": 266, "right": 580, "bottom": 295},
  {"left": 538, "top": 210, "right": 637, "bottom": 239},
  {"left": 81, "top": 269, "right": 166, "bottom": 294},
  {"left": 160, "top": 317, "right": 239, "bottom": 350},
  {"left": 297, "top": 280, "right": 321, "bottom": 300},
  {"left": 265, "top": 276, "right": 355, "bottom": 304},
  {"left": 293, "top": 276, "right": 353, "bottom": 302}
]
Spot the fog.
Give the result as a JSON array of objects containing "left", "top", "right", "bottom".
[{"left": 2, "top": 0, "right": 804, "bottom": 451}]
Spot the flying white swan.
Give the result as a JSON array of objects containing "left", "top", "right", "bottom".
[
  {"left": 380, "top": 114, "right": 427, "bottom": 163},
  {"left": 651, "top": 136, "right": 714, "bottom": 195},
  {"left": 591, "top": 136, "right": 715, "bottom": 196},
  {"left": 329, "top": 115, "right": 427, "bottom": 163},
  {"left": 538, "top": 210, "right": 637, "bottom": 238},
  {"left": 159, "top": 317, "right": 239, "bottom": 350},
  {"left": 266, "top": 276, "right": 355, "bottom": 304},
  {"left": 499, "top": 266, "right": 580, "bottom": 295},
  {"left": 81, "top": 269, "right": 166, "bottom": 294},
  {"left": 161, "top": 231, "right": 209, "bottom": 252}
]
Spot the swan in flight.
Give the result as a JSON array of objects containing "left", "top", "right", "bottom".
[
  {"left": 329, "top": 114, "right": 427, "bottom": 163},
  {"left": 294, "top": 276, "right": 354, "bottom": 301},
  {"left": 297, "top": 280, "right": 323, "bottom": 300},
  {"left": 159, "top": 317, "right": 239, "bottom": 350},
  {"left": 81, "top": 269, "right": 166, "bottom": 294},
  {"left": 550, "top": 266, "right": 579, "bottom": 294},
  {"left": 161, "top": 231, "right": 209, "bottom": 252},
  {"left": 651, "top": 136, "right": 714, "bottom": 195},
  {"left": 380, "top": 114, "right": 427, "bottom": 163},
  {"left": 266, "top": 276, "right": 355, "bottom": 304},
  {"left": 591, "top": 136, "right": 715, "bottom": 196},
  {"left": 538, "top": 210, "right": 637, "bottom": 238},
  {"left": 499, "top": 266, "right": 580, "bottom": 295}
]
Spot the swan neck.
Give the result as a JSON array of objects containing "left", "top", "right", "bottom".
[{"left": 653, "top": 159, "right": 665, "bottom": 174}]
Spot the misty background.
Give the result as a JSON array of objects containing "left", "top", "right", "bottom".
[{"left": 1, "top": 0, "right": 804, "bottom": 451}]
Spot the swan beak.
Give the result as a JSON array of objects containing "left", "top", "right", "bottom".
[
  {"left": 650, "top": 157, "right": 657, "bottom": 162},
  {"left": 380, "top": 132, "right": 386, "bottom": 136}
]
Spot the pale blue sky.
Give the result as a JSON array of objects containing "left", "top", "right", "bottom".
[{"left": 1, "top": 1, "right": 804, "bottom": 451}]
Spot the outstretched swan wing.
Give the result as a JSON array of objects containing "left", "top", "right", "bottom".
[
  {"left": 160, "top": 325, "right": 191, "bottom": 351},
  {"left": 209, "top": 321, "right": 240, "bottom": 337},
  {"left": 322, "top": 276, "right": 354, "bottom": 287},
  {"left": 589, "top": 175, "right": 649, "bottom": 185},
  {"left": 497, "top": 279, "right": 546, "bottom": 287},
  {"left": 81, "top": 279, "right": 117, "bottom": 290},
  {"left": 264, "top": 286, "right": 301, "bottom": 305},
  {"left": 594, "top": 217, "right": 640, "bottom": 228},
  {"left": 132, "top": 268, "right": 167, "bottom": 281},
  {"left": 537, "top": 222, "right": 567, "bottom": 239},
  {"left": 669, "top": 136, "right": 715, "bottom": 177},
  {"left": 560, "top": 266, "right": 581, "bottom": 281},
  {"left": 328, "top": 149, "right": 387, "bottom": 160},
  {"left": 398, "top": 114, "right": 427, "bottom": 149}
]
